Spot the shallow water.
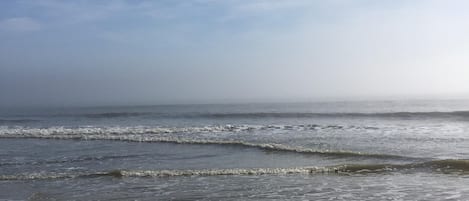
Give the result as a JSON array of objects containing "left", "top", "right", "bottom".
[{"left": 1, "top": 100, "right": 469, "bottom": 200}]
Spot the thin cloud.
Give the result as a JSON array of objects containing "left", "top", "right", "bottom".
[
  {"left": 0, "top": 17, "right": 41, "bottom": 32},
  {"left": 23, "top": 0, "right": 127, "bottom": 24},
  {"left": 15, "top": 1, "right": 312, "bottom": 26}
]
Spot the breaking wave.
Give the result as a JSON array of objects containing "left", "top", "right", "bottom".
[
  {"left": 118, "top": 159, "right": 469, "bottom": 176},
  {"left": 0, "top": 125, "right": 265, "bottom": 135},
  {"left": 0, "top": 124, "right": 375, "bottom": 137},
  {"left": 0, "top": 125, "right": 412, "bottom": 160},
  {"left": 2, "top": 159, "right": 469, "bottom": 180},
  {"left": 337, "top": 159, "right": 469, "bottom": 173}
]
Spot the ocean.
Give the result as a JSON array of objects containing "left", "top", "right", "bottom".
[{"left": 1, "top": 100, "right": 469, "bottom": 200}]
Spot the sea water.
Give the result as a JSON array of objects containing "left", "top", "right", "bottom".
[{"left": 1, "top": 100, "right": 469, "bottom": 200}]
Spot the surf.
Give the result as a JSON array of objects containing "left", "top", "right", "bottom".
[
  {"left": 2, "top": 159, "right": 469, "bottom": 181},
  {"left": 0, "top": 127, "right": 417, "bottom": 161}
]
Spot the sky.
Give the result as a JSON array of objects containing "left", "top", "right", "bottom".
[{"left": 1, "top": 0, "right": 469, "bottom": 107}]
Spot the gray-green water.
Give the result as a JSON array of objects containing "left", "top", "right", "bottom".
[{"left": 1, "top": 100, "right": 469, "bottom": 200}]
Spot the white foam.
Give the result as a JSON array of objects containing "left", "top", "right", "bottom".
[
  {"left": 0, "top": 172, "right": 74, "bottom": 180},
  {"left": 0, "top": 167, "right": 337, "bottom": 180},
  {"left": 119, "top": 166, "right": 333, "bottom": 177},
  {"left": 0, "top": 127, "right": 338, "bottom": 155},
  {"left": 0, "top": 124, "right": 376, "bottom": 138},
  {"left": 0, "top": 125, "right": 408, "bottom": 159},
  {"left": 0, "top": 125, "right": 260, "bottom": 136}
]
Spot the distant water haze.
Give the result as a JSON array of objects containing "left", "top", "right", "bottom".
[{"left": 1, "top": 1, "right": 469, "bottom": 107}]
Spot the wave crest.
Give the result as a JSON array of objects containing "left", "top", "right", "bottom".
[
  {"left": 2, "top": 159, "right": 469, "bottom": 180},
  {"left": 0, "top": 124, "right": 377, "bottom": 137},
  {"left": 0, "top": 126, "right": 411, "bottom": 160}
]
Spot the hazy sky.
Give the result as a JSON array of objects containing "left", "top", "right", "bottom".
[{"left": 1, "top": 0, "right": 469, "bottom": 106}]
